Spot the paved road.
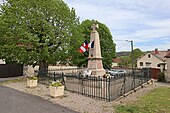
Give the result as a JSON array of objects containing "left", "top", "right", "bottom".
[{"left": 0, "top": 86, "right": 78, "bottom": 113}]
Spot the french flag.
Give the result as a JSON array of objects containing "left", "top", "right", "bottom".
[
  {"left": 88, "top": 41, "right": 94, "bottom": 48},
  {"left": 79, "top": 41, "right": 89, "bottom": 53}
]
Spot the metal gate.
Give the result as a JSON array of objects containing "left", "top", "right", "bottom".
[{"left": 151, "top": 68, "right": 160, "bottom": 79}]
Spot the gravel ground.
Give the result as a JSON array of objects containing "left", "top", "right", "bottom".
[{"left": 4, "top": 81, "right": 156, "bottom": 113}]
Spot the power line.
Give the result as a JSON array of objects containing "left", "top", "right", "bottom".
[
  {"left": 116, "top": 42, "right": 129, "bottom": 49},
  {"left": 114, "top": 39, "right": 134, "bottom": 41},
  {"left": 114, "top": 39, "right": 127, "bottom": 42}
]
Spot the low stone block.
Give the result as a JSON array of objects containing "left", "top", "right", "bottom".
[{"left": 49, "top": 86, "right": 64, "bottom": 98}]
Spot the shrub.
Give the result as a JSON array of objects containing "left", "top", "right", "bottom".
[
  {"left": 157, "top": 72, "right": 166, "bottom": 82},
  {"left": 27, "top": 76, "right": 38, "bottom": 80},
  {"left": 50, "top": 81, "right": 64, "bottom": 87}
]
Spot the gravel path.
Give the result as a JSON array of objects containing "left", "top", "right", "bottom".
[{"left": 3, "top": 81, "right": 157, "bottom": 113}]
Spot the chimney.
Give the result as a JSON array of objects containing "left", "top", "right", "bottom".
[{"left": 155, "top": 48, "right": 159, "bottom": 54}]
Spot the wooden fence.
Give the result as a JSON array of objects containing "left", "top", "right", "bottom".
[{"left": 0, "top": 64, "right": 23, "bottom": 78}]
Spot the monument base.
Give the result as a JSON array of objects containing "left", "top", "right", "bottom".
[
  {"left": 88, "top": 58, "right": 106, "bottom": 77},
  {"left": 90, "top": 69, "right": 106, "bottom": 77}
]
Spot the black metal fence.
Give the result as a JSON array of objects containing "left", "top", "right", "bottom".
[
  {"left": 38, "top": 68, "right": 151, "bottom": 101},
  {"left": 38, "top": 72, "right": 65, "bottom": 85}
]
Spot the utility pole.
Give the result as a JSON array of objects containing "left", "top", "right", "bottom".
[
  {"left": 126, "top": 40, "right": 134, "bottom": 73},
  {"left": 131, "top": 40, "right": 134, "bottom": 74},
  {"left": 126, "top": 40, "right": 135, "bottom": 88}
]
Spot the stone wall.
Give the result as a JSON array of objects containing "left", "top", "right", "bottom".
[{"left": 34, "top": 66, "right": 84, "bottom": 74}]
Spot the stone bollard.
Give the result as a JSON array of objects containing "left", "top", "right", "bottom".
[{"left": 151, "top": 79, "right": 154, "bottom": 84}]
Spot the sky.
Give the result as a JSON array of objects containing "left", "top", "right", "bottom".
[
  {"left": 64, "top": 0, "right": 170, "bottom": 52},
  {"left": 0, "top": 0, "right": 170, "bottom": 52}
]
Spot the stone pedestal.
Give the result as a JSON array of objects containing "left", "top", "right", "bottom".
[
  {"left": 87, "top": 22, "right": 105, "bottom": 76},
  {"left": 88, "top": 58, "right": 105, "bottom": 76}
]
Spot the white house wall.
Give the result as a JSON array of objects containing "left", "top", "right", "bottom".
[
  {"left": 165, "top": 57, "right": 170, "bottom": 82},
  {"left": 0, "top": 59, "right": 5, "bottom": 64},
  {"left": 112, "top": 62, "right": 118, "bottom": 67},
  {"left": 137, "top": 53, "right": 166, "bottom": 69}
]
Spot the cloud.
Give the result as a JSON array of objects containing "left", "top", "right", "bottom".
[
  {"left": 0, "top": 0, "right": 4, "bottom": 4},
  {"left": 65, "top": 0, "right": 170, "bottom": 52},
  {"left": 115, "top": 18, "right": 170, "bottom": 46},
  {"left": 1, "top": 0, "right": 170, "bottom": 52}
]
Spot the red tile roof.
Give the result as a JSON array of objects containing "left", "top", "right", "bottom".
[
  {"left": 113, "top": 57, "right": 121, "bottom": 63},
  {"left": 165, "top": 52, "right": 170, "bottom": 58},
  {"left": 150, "top": 51, "right": 169, "bottom": 61}
]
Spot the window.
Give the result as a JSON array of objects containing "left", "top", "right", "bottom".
[
  {"left": 140, "top": 62, "right": 143, "bottom": 66},
  {"left": 148, "top": 54, "right": 151, "bottom": 58},
  {"left": 157, "top": 64, "right": 160, "bottom": 67},
  {"left": 146, "top": 62, "right": 151, "bottom": 67}
]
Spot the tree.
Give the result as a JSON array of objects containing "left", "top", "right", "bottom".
[
  {"left": 117, "top": 48, "right": 143, "bottom": 68},
  {"left": 81, "top": 20, "right": 116, "bottom": 68},
  {"left": 118, "top": 56, "right": 130, "bottom": 67},
  {"left": 130, "top": 48, "right": 143, "bottom": 67},
  {"left": 0, "top": 0, "right": 81, "bottom": 75}
]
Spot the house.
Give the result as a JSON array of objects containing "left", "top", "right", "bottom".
[
  {"left": 112, "top": 57, "right": 121, "bottom": 67},
  {"left": 137, "top": 49, "right": 170, "bottom": 70},
  {"left": 165, "top": 52, "right": 170, "bottom": 82}
]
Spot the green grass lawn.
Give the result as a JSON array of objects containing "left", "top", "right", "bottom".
[{"left": 116, "top": 87, "right": 170, "bottom": 113}]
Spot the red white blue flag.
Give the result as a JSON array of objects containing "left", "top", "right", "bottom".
[
  {"left": 88, "top": 41, "right": 94, "bottom": 48},
  {"left": 79, "top": 41, "right": 89, "bottom": 53},
  {"left": 79, "top": 40, "right": 94, "bottom": 53}
]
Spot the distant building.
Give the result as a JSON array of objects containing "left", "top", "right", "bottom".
[
  {"left": 137, "top": 49, "right": 170, "bottom": 69},
  {"left": 0, "top": 59, "right": 5, "bottom": 64},
  {"left": 112, "top": 57, "right": 121, "bottom": 67},
  {"left": 165, "top": 52, "right": 170, "bottom": 82}
]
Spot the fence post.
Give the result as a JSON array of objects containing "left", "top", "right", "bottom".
[
  {"left": 108, "top": 77, "right": 111, "bottom": 102},
  {"left": 147, "top": 68, "right": 149, "bottom": 81},
  {"left": 53, "top": 72, "right": 56, "bottom": 81},
  {"left": 141, "top": 70, "right": 143, "bottom": 84},
  {"left": 131, "top": 73, "right": 133, "bottom": 90},
  {"left": 123, "top": 73, "right": 126, "bottom": 94},
  {"left": 80, "top": 72, "right": 84, "bottom": 95},
  {"left": 133, "top": 72, "right": 135, "bottom": 89},
  {"left": 62, "top": 72, "right": 65, "bottom": 85},
  {"left": 149, "top": 68, "right": 152, "bottom": 79}
]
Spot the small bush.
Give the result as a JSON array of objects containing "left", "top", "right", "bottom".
[
  {"left": 157, "top": 72, "right": 166, "bottom": 82},
  {"left": 27, "top": 76, "right": 38, "bottom": 80},
  {"left": 50, "top": 81, "right": 64, "bottom": 87}
]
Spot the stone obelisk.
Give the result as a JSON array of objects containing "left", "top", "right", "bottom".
[{"left": 87, "top": 22, "right": 106, "bottom": 76}]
